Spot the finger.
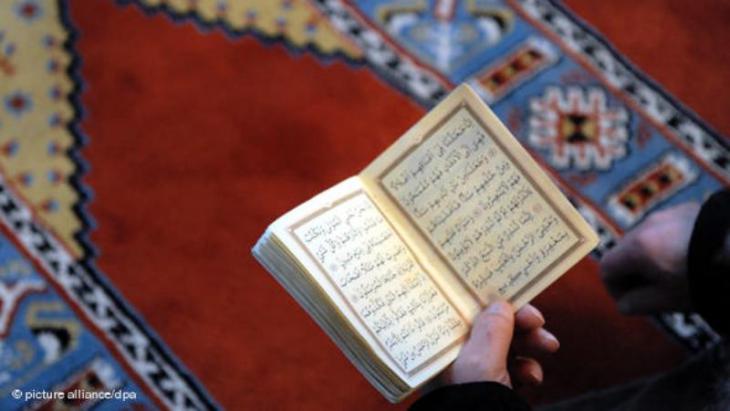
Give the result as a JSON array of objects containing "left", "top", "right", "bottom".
[
  {"left": 600, "top": 235, "right": 653, "bottom": 296},
  {"left": 515, "top": 304, "right": 545, "bottom": 333},
  {"left": 602, "top": 270, "right": 653, "bottom": 301},
  {"left": 449, "top": 302, "right": 516, "bottom": 386},
  {"left": 463, "top": 301, "right": 515, "bottom": 362},
  {"left": 508, "top": 357, "right": 543, "bottom": 387},
  {"left": 600, "top": 232, "right": 643, "bottom": 280},
  {"left": 512, "top": 328, "right": 560, "bottom": 356},
  {"left": 616, "top": 287, "right": 665, "bottom": 315}
]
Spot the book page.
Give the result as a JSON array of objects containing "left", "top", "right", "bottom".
[
  {"left": 361, "top": 85, "right": 598, "bottom": 308},
  {"left": 277, "top": 180, "right": 468, "bottom": 377}
]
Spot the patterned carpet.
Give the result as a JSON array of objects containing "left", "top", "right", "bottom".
[{"left": 1, "top": 0, "right": 729, "bottom": 409}]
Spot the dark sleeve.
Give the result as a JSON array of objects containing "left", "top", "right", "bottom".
[
  {"left": 687, "top": 189, "right": 730, "bottom": 337},
  {"left": 409, "top": 382, "right": 531, "bottom": 411}
]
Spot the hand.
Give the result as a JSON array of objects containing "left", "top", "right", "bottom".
[
  {"left": 600, "top": 202, "right": 700, "bottom": 315},
  {"left": 443, "top": 301, "right": 560, "bottom": 388}
]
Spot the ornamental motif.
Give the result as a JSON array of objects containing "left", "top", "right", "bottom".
[{"left": 528, "top": 86, "right": 630, "bottom": 170}]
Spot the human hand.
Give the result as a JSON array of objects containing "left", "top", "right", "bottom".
[
  {"left": 600, "top": 202, "right": 700, "bottom": 315},
  {"left": 443, "top": 301, "right": 559, "bottom": 388}
]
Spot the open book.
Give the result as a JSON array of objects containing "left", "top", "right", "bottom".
[{"left": 252, "top": 84, "right": 598, "bottom": 402}]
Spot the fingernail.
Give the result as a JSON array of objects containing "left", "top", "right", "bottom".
[
  {"left": 530, "top": 369, "right": 543, "bottom": 385},
  {"left": 540, "top": 329, "right": 560, "bottom": 351},
  {"left": 487, "top": 301, "right": 510, "bottom": 314},
  {"left": 526, "top": 305, "right": 545, "bottom": 324}
]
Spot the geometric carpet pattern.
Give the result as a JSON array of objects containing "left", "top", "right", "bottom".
[{"left": 1, "top": 0, "right": 728, "bottom": 409}]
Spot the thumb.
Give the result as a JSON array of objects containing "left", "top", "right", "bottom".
[
  {"left": 466, "top": 301, "right": 515, "bottom": 358},
  {"left": 447, "top": 301, "right": 515, "bottom": 385}
]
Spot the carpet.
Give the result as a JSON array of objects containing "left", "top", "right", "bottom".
[{"left": 1, "top": 0, "right": 729, "bottom": 409}]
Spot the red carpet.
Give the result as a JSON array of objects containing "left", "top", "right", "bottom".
[{"left": 67, "top": 0, "right": 730, "bottom": 408}]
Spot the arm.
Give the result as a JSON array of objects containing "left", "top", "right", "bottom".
[
  {"left": 688, "top": 189, "right": 730, "bottom": 337},
  {"left": 600, "top": 189, "right": 730, "bottom": 337}
]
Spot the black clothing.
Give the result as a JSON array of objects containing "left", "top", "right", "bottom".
[
  {"left": 410, "top": 382, "right": 531, "bottom": 411},
  {"left": 688, "top": 189, "right": 730, "bottom": 338}
]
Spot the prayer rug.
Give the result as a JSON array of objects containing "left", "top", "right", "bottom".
[
  {"left": 2, "top": 0, "right": 728, "bottom": 410},
  {"left": 127, "top": 0, "right": 730, "bottom": 353},
  {"left": 0, "top": 1, "right": 216, "bottom": 409}
]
